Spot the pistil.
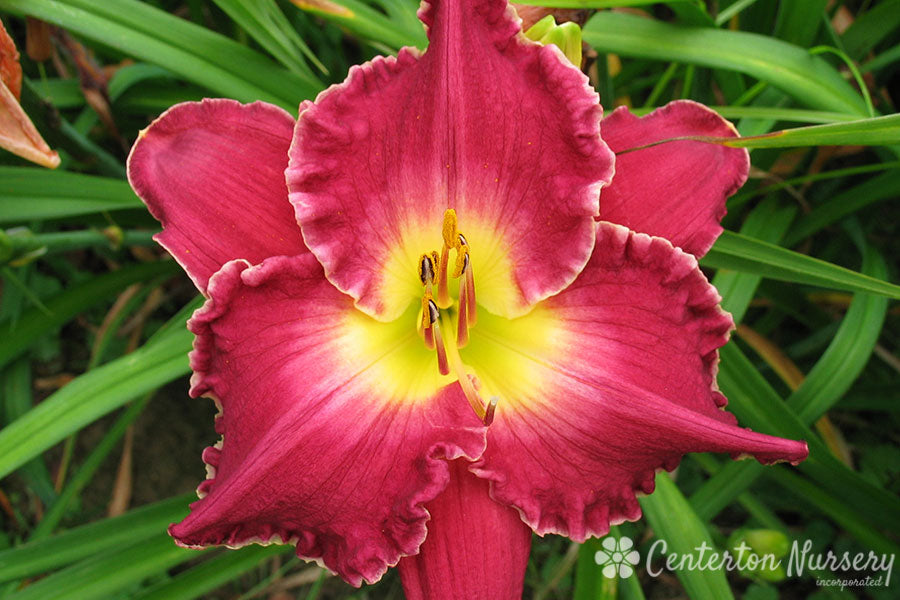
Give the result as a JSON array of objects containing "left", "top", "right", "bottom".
[{"left": 442, "top": 310, "right": 497, "bottom": 426}]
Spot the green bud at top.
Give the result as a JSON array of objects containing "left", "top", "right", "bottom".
[{"left": 524, "top": 15, "right": 583, "bottom": 68}]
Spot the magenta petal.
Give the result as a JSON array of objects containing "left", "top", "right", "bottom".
[
  {"left": 287, "top": 0, "right": 614, "bottom": 320},
  {"left": 471, "top": 222, "right": 807, "bottom": 540},
  {"left": 600, "top": 100, "right": 750, "bottom": 257},
  {"left": 127, "top": 99, "right": 306, "bottom": 293},
  {"left": 170, "top": 255, "right": 487, "bottom": 586},
  {"left": 398, "top": 459, "right": 531, "bottom": 600}
]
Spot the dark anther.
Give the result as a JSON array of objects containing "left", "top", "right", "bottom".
[
  {"left": 419, "top": 254, "right": 435, "bottom": 285},
  {"left": 427, "top": 299, "right": 440, "bottom": 324}
]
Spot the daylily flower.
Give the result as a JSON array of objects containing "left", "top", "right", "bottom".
[{"left": 127, "top": 0, "right": 808, "bottom": 597}]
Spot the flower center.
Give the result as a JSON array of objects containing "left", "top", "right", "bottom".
[{"left": 417, "top": 209, "right": 497, "bottom": 425}]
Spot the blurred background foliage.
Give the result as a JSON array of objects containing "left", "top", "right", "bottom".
[{"left": 0, "top": 0, "right": 898, "bottom": 598}]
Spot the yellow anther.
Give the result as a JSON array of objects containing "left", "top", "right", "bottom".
[{"left": 441, "top": 208, "right": 458, "bottom": 249}]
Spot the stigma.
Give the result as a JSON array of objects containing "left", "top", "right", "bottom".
[{"left": 417, "top": 209, "right": 494, "bottom": 425}]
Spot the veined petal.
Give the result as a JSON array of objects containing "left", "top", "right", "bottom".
[
  {"left": 467, "top": 222, "right": 807, "bottom": 540},
  {"left": 287, "top": 0, "right": 614, "bottom": 321},
  {"left": 600, "top": 100, "right": 749, "bottom": 257},
  {"left": 127, "top": 99, "right": 306, "bottom": 294},
  {"left": 171, "top": 255, "right": 486, "bottom": 586},
  {"left": 398, "top": 459, "right": 531, "bottom": 600}
]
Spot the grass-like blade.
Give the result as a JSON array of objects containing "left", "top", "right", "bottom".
[
  {"left": 715, "top": 198, "right": 796, "bottom": 324},
  {"left": 0, "top": 261, "right": 177, "bottom": 368},
  {"left": 718, "top": 342, "right": 900, "bottom": 535},
  {"left": 0, "top": 168, "right": 142, "bottom": 224},
  {"left": 4, "top": 534, "right": 205, "bottom": 600},
  {"left": 673, "top": 114, "right": 900, "bottom": 148},
  {"left": 640, "top": 473, "right": 734, "bottom": 600},
  {"left": 133, "top": 545, "right": 291, "bottom": 600},
  {"left": 212, "top": 0, "right": 326, "bottom": 76},
  {"left": 0, "top": 0, "right": 321, "bottom": 109},
  {"left": 1, "top": 360, "right": 56, "bottom": 506},
  {"left": 787, "top": 247, "right": 889, "bottom": 423},
  {"left": 291, "top": 0, "right": 426, "bottom": 50},
  {"left": 0, "top": 494, "right": 192, "bottom": 583},
  {"left": 702, "top": 230, "right": 900, "bottom": 300},
  {"left": 583, "top": 11, "right": 868, "bottom": 115},
  {"left": 784, "top": 169, "right": 900, "bottom": 245},
  {"left": 0, "top": 325, "right": 192, "bottom": 480},
  {"left": 695, "top": 241, "right": 890, "bottom": 524}
]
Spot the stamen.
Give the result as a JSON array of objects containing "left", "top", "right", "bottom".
[
  {"left": 415, "top": 209, "right": 490, "bottom": 423},
  {"left": 456, "top": 233, "right": 477, "bottom": 326},
  {"left": 418, "top": 253, "right": 435, "bottom": 286},
  {"left": 451, "top": 246, "right": 468, "bottom": 278},
  {"left": 457, "top": 271, "right": 469, "bottom": 348},
  {"left": 418, "top": 251, "right": 439, "bottom": 298},
  {"left": 437, "top": 245, "right": 451, "bottom": 307},
  {"left": 432, "top": 322, "right": 450, "bottom": 376},
  {"left": 422, "top": 320, "right": 435, "bottom": 350},
  {"left": 465, "top": 265, "right": 477, "bottom": 327},
  {"left": 428, "top": 299, "right": 450, "bottom": 375},
  {"left": 441, "top": 209, "right": 458, "bottom": 248},
  {"left": 438, "top": 208, "right": 459, "bottom": 308},
  {"left": 420, "top": 295, "right": 435, "bottom": 350},
  {"left": 437, "top": 209, "right": 458, "bottom": 308}
]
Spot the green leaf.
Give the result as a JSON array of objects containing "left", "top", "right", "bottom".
[
  {"left": 583, "top": 12, "right": 868, "bottom": 115},
  {"left": 515, "top": 0, "right": 703, "bottom": 7},
  {"left": 695, "top": 107, "right": 860, "bottom": 124},
  {"left": 784, "top": 169, "right": 900, "bottom": 245},
  {"left": 30, "top": 396, "right": 152, "bottom": 540},
  {"left": 640, "top": 472, "right": 734, "bottom": 600},
  {"left": 701, "top": 230, "right": 900, "bottom": 300},
  {"left": 212, "top": 0, "right": 326, "bottom": 76},
  {"left": 0, "top": 0, "right": 322, "bottom": 109},
  {"left": 787, "top": 246, "right": 889, "bottom": 423},
  {"left": 0, "top": 261, "right": 178, "bottom": 369},
  {"left": 0, "top": 320, "right": 192, "bottom": 480},
  {"left": 4, "top": 534, "right": 206, "bottom": 600},
  {"left": 694, "top": 239, "right": 893, "bottom": 537},
  {"left": 714, "top": 198, "right": 796, "bottom": 324},
  {"left": 773, "top": 0, "right": 828, "bottom": 46},
  {"left": 133, "top": 545, "right": 290, "bottom": 600},
  {"left": 710, "top": 114, "right": 900, "bottom": 148},
  {"left": 0, "top": 494, "right": 192, "bottom": 583},
  {"left": 718, "top": 342, "right": 900, "bottom": 536},
  {"left": 841, "top": 0, "right": 900, "bottom": 60},
  {"left": 574, "top": 525, "right": 645, "bottom": 600},
  {"left": 1, "top": 360, "right": 56, "bottom": 506},
  {"left": 31, "top": 79, "right": 84, "bottom": 109},
  {"left": 0, "top": 168, "right": 143, "bottom": 224},
  {"left": 292, "top": 0, "right": 426, "bottom": 50}
]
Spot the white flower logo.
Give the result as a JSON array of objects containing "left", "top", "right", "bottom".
[{"left": 594, "top": 536, "right": 640, "bottom": 578}]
